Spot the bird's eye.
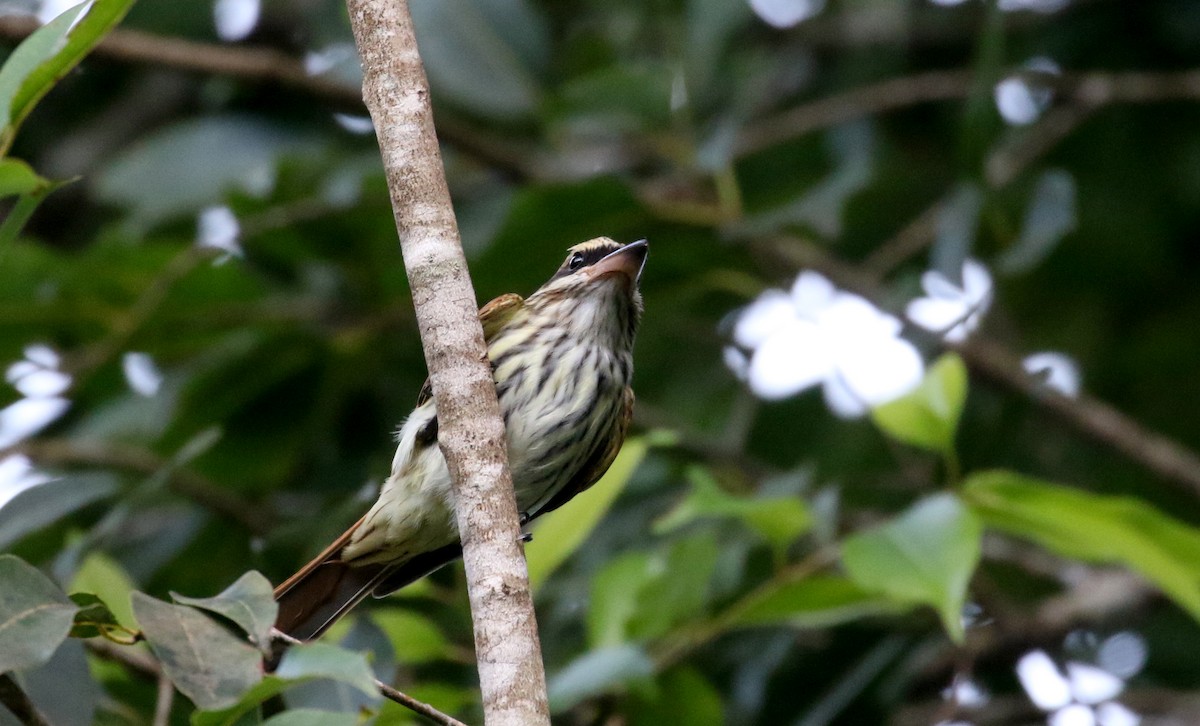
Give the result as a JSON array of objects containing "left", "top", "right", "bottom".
[{"left": 567, "top": 252, "right": 585, "bottom": 271}]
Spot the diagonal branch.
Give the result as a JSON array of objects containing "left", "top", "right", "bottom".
[{"left": 342, "top": 1, "right": 550, "bottom": 724}]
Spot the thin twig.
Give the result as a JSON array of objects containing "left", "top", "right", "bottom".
[
  {"left": 0, "top": 674, "right": 50, "bottom": 726},
  {"left": 376, "top": 680, "right": 469, "bottom": 726},
  {"left": 0, "top": 16, "right": 542, "bottom": 181},
  {"left": 152, "top": 672, "right": 175, "bottom": 726},
  {"left": 270, "top": 630, "right": 467, "bottom": 725},
  {"left": 14, "top": 438, "right": 275, "bottom": 533},
  {"left": 86, "top": 639, "right": 161, "bottom": 678}
]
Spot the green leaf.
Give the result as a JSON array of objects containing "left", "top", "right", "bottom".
[
  {"left": 527, "top": 436, "right": 649, "bottom": 589},
  {"left": 70, "top": 551, "right": 137, "bottom": 629},
  {"left": 191, "top": 676, "right": 293, "bottom": 726},
  {"left": 131, "top": 592, "right": 262, "bottom": 710},
  {"left": 262, "top": 709, "right": 359, "bottom": 726},
  {"left": 369, "top": 608, "right": 449, "bottom": 664},
  {"left": 67, "top": 593, "right": 126, "bottom": 641},
  {"left": 0, "top": 555, "right": 77, "bottom": 673},
  {"left": 0, "top": 0, "right": 137, "bottom": 155},
  {"left": 409, "top": 0, "right": 549, "bottom": 119},
  {"left": 841, "top": 494, "right": 982, "bottom": 642},
  {"left": 0, "top": 473, "right": 118, "bottom": 550},
  {"left": 587, "top": 536, "right": 719, "bottom": 649},
  {"left": 871, "top": 353, "right": 968, "bottom": 455},
  {"left": 655, "top": 466, "right": 811, "bottom": 557},
  {"left": 963, "top": 470, "right": 1200, "bottom": 622},
  {"left": 732, "top": 575, "right": 906, "bottom": 629},
  {"left": 548, "top": 644, "right": 654, "bottom": 713},
  {"left": 0, "top": 158, "right": 47, "bottom": 197},
  {"left": 629, "top": 667, "right": 725, "bottom": 726},
  {"left": 274, "top": 643, "right": 378, "bottom": 700},
  {"left": 588, "top": 551, "right": 657, "bottom": 649},
  {"left": 171, "top": 571, "right": 278, "bottom": 649}
]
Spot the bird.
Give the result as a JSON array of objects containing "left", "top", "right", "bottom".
[{"left": 274, "top": 237, "right": 647, "bottom": 641}]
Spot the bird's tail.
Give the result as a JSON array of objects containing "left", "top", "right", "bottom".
[{"left": 273, "top": 518, "right": 462, "bottom": 642}]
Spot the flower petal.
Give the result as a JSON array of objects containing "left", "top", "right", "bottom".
[
  {"left": 1017, "top": 650, "right": 1072, "bottom": 711},
  {"left": 921, "top": 269, "right": 963, "bottom": 300},
  {"left": 122, "top": 352, "right": 163, "bottom": 397},
  {"left": 12, "top": 369, "right": 71, "bottom": 398},
  {"left": 1066, "top": 662, "right": 1124, "bottom": 705},
  {"left": 734, "top": 290, "right": 797, "bottom": 349},
  {"left": 790, "top": 270, "right": 837, "bottom": 318},
  {"left": 907, "top": 297, "right": 969, "bottom": 334},
  {"left": 838, "top": 335, "right": 924, "bottom": 406},
  {"left": 747, "top": 320, "right": 832, "bottom": 400},
  {"left": 823, "top": 373, "right": 868, "bottom": 418},
  {"left": 0, "top": 397, "right": 70, "bottom": 449},
  {"left": 1023, "top": 351, "right": 1081, "bottom": 397}
]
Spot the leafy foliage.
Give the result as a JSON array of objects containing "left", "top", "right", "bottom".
[{"left": 3, "top": 0, "right": 1200, "bottom": 723}]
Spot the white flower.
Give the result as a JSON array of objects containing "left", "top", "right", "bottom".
[
  {"left": 213, "top": 0, "right": 259, "bottom": 41},
  {"left": 0, "top": 397, "right": 69, "bottom": 449},
  {"left": 5, "top": 344, "right": 72, "bottom": 399},
  {"left": 1018, "top": 650, "right": 1072, "bottom": 710},
  {"left": 907, "top": 259, "right": 993, "bottom": 343},
  {"left": 748, "top": 0, "right": 826, "bottom": 28},
  {"left": 0, "top": 454, "right": 54, "bottom": 511},
  {"left": 122, "top": 352, "right": 163, "bottom": 397},
  {"left": 196, "top": 205, "right": 243, "bottom": 261},
  {"left": 1016, "top": 649, "right": 1141, "bottom": 726},
  {"left": 729, "top": 272, "right": 924, "bottom": 418},
  {"left": 994, "top": 57, "right": 1061, "bottom": 126},
  {"left": 1023, "top": 352, "right": 1081, "bottom": 397}
]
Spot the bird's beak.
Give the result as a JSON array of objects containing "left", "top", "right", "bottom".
[{"left": 588, "top": 239, "right": 648, "bottom": 283}]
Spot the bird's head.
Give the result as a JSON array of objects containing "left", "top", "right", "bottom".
[{"left": 526, "top": 237, "right": 647, "bottom": 348}]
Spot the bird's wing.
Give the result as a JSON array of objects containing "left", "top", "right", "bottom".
[
  {"left": 416, "top": 292, "right": 525, "bottom": 407},
  {"left": 533, "top": 385, "right": 635, "bottom": 517}
]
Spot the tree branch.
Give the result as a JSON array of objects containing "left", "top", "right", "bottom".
[
  {"left": 343, "top": 1, "right": 550, "bottom": 724},
  {"left": 14, "top": 438, "right": 275, "bottom": 534},
  {"left": 376, "top": 680, "right": 469, "bottom": 726}
]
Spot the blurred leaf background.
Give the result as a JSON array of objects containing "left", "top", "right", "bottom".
[{"left": 3, "top": 0, "right": 1200, "bottom": 723}]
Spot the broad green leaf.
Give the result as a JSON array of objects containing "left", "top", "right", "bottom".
[
  {"left": 548, "top": 644, "right": 654, "bottom": 713},
  {"left": 409, "top": 0, "right": 549, "bottom": 119},
  {"left": 841, "top": 494, "right": 982, "bottom": 642},
  {"left": 131, "top": 592, "right": 262, "bottom": 710},
  {"left": 70, "top": 551, "right": 137, "bottom": 629},
  {"left": 626, "top": 536, "right": 718, "bottom": 642},
  {"left": 629, "top": 666, "right": 725, "bottom": 726},
  {"left": 262, "top": 709, "right": 359, "bottom": 726},
  {"left": 732, "top": 575, "right": 906, "bottom": 629},
  {"left": 172, "top": 571, "right": 277, "bottom": 649},
  {"left": 93, "top": 115, "right": 316, "bottom": 228},
  {"left": 963, "top": 470, "right": 1200, "bottom": 622},
  {"left": 655, "top": 466, "right": 810, "bottom": 557},
  {"left": 527, "top": 436, "right": 649, "bottom": 589},
  {"left": 0, "top": 158, "right": 46, "bottom": 197},
  {"left": 274, "top": 643, "right": 378, "bottom": 700},
  {"left": 369, "top": 608, "right": 449, "bottom": 664},
  {"left": 587, "top": 536, "right": 719, "bottom": 648},
  {"left": 588, "top": 551, "right": 657, "bottom": 649},
  {"left": 0, "top": 555, "right": 77, "bottom": 672},
  {"left": 0, "top": 473, "right": 118, "bottom": 550},
  {"left": 872, "top": 353, "right": 968, "bottom": 455},
  {"left": 0, "top": 0, "right": 137, "bottom": 155},
  {"left": 191, "top": 676, "right": 293, "bottom": 726}
]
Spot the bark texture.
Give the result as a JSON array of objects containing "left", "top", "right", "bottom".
[{"left": 343, "top": 2, "right": 551, "bottom": 723}]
